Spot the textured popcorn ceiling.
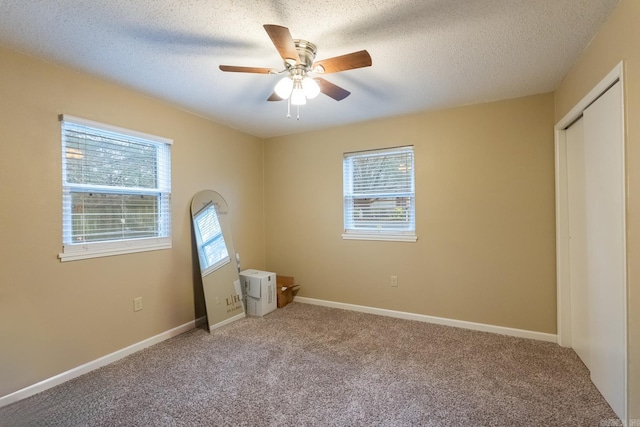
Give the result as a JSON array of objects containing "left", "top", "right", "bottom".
[{"left": 0, "top": 0, "right": 620, "bottom": 138}]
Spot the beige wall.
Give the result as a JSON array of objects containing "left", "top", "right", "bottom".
[
  {"left": 5, "top": 1, "right": 634, "bottom": 411},
  {"left": 264, "top": 93, "right": 557, "bottom": 334},
  {"left": 0, "top": 46, "right": 265, "bottom": 397},
  {"left": 555, "top": 0, "right": 640, "bottom": 418}
]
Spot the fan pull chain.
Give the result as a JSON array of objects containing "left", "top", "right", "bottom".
[{"left": 284, "top": 95, "right": 301, "bottom": 120}]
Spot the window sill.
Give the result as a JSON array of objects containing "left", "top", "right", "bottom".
[
  {"left": 58, "top": 238, "right": 171, "bottom": 262},
  {"left": 342, "top": 233, "right": 417, "bottom": 242}
]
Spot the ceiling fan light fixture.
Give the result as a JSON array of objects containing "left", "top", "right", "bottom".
[
  {"left": 302, "top": 76, "right": 320, "bottom": 99},
  {"left": 291, "top": 87, "right": 307, "bottom": 105},
  {"left": 274, "top": 76, "right": 293, "bottom": 99}
]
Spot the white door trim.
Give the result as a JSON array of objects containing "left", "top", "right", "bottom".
[{"left": 554, "top": 61, "right": 627, "bottom": 421}]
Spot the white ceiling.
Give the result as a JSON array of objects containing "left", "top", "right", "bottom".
[{"left": 0, "top": 0, "right": 619, "bottom": 138}]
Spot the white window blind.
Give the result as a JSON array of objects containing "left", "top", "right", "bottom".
[
  {"left": 343, "top": 146, "right": 416, "bottom": 242},
  {"left": 193, "top": 204, "right": 230, "bottom": 275},
  {"left": 59, "top": 115, "right": 172, "bottom": 261}
]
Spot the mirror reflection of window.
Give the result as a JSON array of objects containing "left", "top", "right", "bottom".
[{"left": 194, "top": 204, "right": 230, "bottom": 275}]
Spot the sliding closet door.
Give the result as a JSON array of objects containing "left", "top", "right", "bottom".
[
  {"left": 566, "top": 117, "right": 590, "bottom": 369},
  {"left": 582, "top": 80, "right": 626, "bottom": 419}
]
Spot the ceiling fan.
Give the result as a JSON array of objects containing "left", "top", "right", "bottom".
[{"left": 219, "top": 24, "right": 372, "bottom": 118}]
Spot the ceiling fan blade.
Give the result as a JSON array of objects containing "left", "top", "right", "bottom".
[
  {"left": 313, "top": 50, "right": 372, "bottom": 73},
  {"left": 316, "top": 78, "right": 351, "bottom": 101},
  {"left": 267, "top": 92, "right": 283, "bottom": 101},
  {"left": 263, "top": 24, "right": 300, "bottom": 64},
  {"left": 219, "top": 65, "right": 274, "bottom": 74}
]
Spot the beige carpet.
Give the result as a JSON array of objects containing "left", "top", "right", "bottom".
[{"left": 0, "top": 302, "right": 618, "bottom": 426}]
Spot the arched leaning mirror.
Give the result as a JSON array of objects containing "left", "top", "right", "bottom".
[{"left": 191, "top": 190, "right": 244, "bottom": 331}]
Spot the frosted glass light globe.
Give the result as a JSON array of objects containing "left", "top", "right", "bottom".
[
  {"left": 274, "top": 77, "right": 293, "bottom": 99},
  {"left": 291, "top": 88, "right": 307, "bottom": 105},
  {"left": 302, "top": 77, "right": 320, "bottom": 99}
]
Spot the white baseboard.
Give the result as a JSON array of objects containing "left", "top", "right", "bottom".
[
  {"left": 0, "top": 320, "right": 197, "bottom": 408},
  {"left": 295, "top": 297, "right": 557, "bottom": 343},
  {"left": 195, "top": 316, "right": 207, "bottom": 328}
]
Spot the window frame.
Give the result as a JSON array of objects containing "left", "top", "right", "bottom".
[
  {"left": 58, "top": 114, "right": 172, "bottom": 262},
  {"left": 342, "top": 146, "right": 417, "bottom": 242}
]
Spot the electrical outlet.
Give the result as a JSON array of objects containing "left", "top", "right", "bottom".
[
  {"left": 391, "top": 276, "right": 398, "bottom": 287},
  {"left": 133, "top": 297, "right": 143, "bottom": 312}
]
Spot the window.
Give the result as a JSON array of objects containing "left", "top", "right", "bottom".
[
  {"left": 343, "top": 146, "right": 416, "bottom": 242},
  {"left": 193, "top": 204, "right": 230, "bottom": 275},
  {"left": 59, "top": 115, "right": 172, "bottom": 261}
]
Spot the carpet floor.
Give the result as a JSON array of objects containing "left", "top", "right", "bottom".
[{"left": 0, "top": 302, "right": 618, "bottom": 426}]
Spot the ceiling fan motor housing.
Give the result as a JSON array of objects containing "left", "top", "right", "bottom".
[{"left": 292, "top": 39, "right": 317, "bottom": 71}]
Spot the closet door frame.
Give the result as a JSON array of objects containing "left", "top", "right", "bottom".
[{"left": 554, "top": 61, "right": 627, "bottom": 419}]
